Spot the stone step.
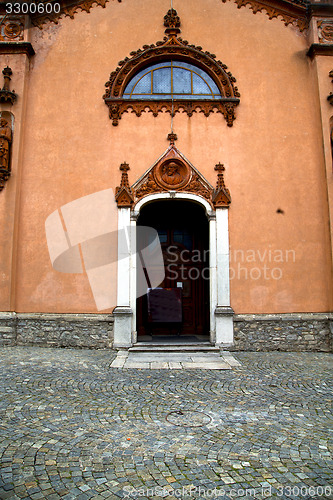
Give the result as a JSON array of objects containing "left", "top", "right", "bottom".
[{"left": 129, "top": 343, "right": 219, "bottom": 352}]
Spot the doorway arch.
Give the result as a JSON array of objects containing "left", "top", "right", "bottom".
[
  {"left": 136, "top": 199, "right": 209, "bottom": 341},
  {"left": 113, "top": 191, "right": 234, "bottom": 348}
]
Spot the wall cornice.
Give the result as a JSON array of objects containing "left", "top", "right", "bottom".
[
  {"left": 0, "top": 42, "right": 35, "bottom": 57},
  {"left": 0, "top": 0, "right": 312, "bottom": 32},
  {"left": 221, "top": 0, "right": 309, "bottom": 31}
]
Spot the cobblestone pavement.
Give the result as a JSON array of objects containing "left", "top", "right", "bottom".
[{"left": 0, "top": 348, "right": 332, "bottom": 500}]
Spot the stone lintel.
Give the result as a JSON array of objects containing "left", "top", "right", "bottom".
[
  {"left": 307, "top": 43, "right": 333, "bottom": 58},
  {"left": 0, "top": 42, "right": 35, "bottom": 57}
]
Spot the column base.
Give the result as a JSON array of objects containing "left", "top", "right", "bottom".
[
  {"left": 215, "top": 306, "right": 234, "bottom": 347},
  {"left": 113, "top": 306, "right": 133, "bottom": 348}
]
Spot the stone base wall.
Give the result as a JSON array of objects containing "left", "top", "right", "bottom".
[
  {"left": 1, "top": 311, "right": 332, "bottom": 351},
  {"left": 233, "top": 313, "right": 332, "bottom": 352},
  {"left": 0, "top": 313, "right": 17, "bottom": 346},
  {"left": 0, "top": 313, "right": 114, "bottom": 348}
]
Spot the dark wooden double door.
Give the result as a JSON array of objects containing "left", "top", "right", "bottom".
[{"left": 136, "top": 201, "right": 209, "bottom": 338}]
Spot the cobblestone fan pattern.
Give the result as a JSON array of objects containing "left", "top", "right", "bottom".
[
  {"left": 233, "top": 315, "right": 332, "bottom": 352},
  {"left": 0, "top": 348, "right": 332, "bottom": 500}
]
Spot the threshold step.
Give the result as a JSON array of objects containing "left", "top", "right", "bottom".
[{"left": 129, "top": 344, "right": 219, "bottom": 352}]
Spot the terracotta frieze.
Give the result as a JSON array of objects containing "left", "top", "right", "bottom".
[
  {"left": 26, "top": 0, "right": 119, "bottom": 28},
  {"left": 2, "top": 0, "right": 311, "bottom": 32},
  {"left": 221, "top": 0, "right": 308, "bottom": 31}
]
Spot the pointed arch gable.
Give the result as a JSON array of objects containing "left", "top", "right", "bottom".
[{"left": 114, "top": 140, "right": 232, "bottom": 210}]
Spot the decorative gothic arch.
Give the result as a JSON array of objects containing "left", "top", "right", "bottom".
[
  {"left": 103, "top": 9, "right": 240, "bottom": 127},
  {"left": 115, "top": 133, "right": 232, "bottom": 210},
  {"left": 112, "top": 136, "right": 234, "bottom": 348}
]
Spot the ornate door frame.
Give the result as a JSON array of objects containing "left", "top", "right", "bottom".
[{"left": 113, "top": 191, "right": 234, "bottom": 348}]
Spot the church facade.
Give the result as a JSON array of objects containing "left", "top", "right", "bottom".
[{"left": 0, "top": 0, "right": 332, "bottom": 351}]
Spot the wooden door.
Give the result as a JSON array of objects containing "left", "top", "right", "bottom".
[{"left": 136, "top": 201, "right": 209, "bottom": 338}]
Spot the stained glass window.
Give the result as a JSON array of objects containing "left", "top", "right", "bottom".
[{"left": 123, "top": 61, "right": 221, "bottom": 100}]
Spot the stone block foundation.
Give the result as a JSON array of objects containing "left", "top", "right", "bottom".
[
  {"left": 0, "top": 313, "right": 114, "bottom": 348},
  {"left": 233, "top": 313, "right": 332, "bottom": 352},
  {"left": 0, "top": 312, "right": 331, "bottom": 351}
]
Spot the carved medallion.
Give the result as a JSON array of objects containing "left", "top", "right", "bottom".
[
  {"left": 318, "top": 21, "right": 333, "bottom": 44},
  {"left": 154, "top": 159, "right": 191, "bottom": 190},
  {"left": 0, "top": 18, "right": 24, "bottom": 41}
]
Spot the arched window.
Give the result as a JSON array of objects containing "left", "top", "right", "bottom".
[
  {"left": 103, "top": 9, "right": 240, "bottom": 126},
  {"left": 123, "top": 61, "right": 221, "bottom": 100}
]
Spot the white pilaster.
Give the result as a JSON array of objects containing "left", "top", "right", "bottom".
[
  {"left": 130, "top": 213, "right": 138, "bottom": 344},
  {"left": 208, "top": 214, "right": 217, "bottom": 342},
  {"left": 114, "top": 207, "right": 133, "bottom": 348},
  {"left": 215, "top": 208, "right": 234, "bottom": 346}
]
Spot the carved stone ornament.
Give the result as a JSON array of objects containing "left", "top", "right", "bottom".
[
  {"left": 328, "top": 70, "right": 333, "bottom": 106},
  {"left": 212, "top": 163, "right": 231, "bottom": 207},
  {"left": 0, "top": 17, "right": 24, "bottom": 41},
  {"left": 115, "top": 134, "right": 231, "bottom": 210},
  {"left": 0, "top": 117, "right": 12, "bottom": 192},
  {"left": 104, "top": 9, "right": 240, "bottom": 127},
  {"left": 115, "top": 162, "right": 134, "bottom": 207},
  {"left": 221, "top": 0, "right": 308, "bottom": 31},
  {"left": 0, "top": 67, "right": 17, "bottom": 105},
  {"left": 318, "top": 21, "right": 333, "bottom": 44}
]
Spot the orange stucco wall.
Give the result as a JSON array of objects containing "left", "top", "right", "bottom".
[{"left": 0, "top": 0, "right": 332, "bottom": 314}]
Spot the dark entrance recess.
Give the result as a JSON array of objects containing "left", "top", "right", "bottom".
[{"left": 136, "top": 200, "right": 209, "bottom": 340}]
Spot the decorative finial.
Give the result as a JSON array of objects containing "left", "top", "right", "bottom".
[
  {"left": 120, "top": 161, "right": 130, "bottom": 172},
  {"left": 215, "top": 162, "right": 225, "bottom": 173},
  {"left": 164, "top": 8, "right": 181, "bottom": 36},
  {"left": 119, "top": 162, "right": 130, "bottom": 188},
  {"left": 214, "top": 162, "right": 226, "bottom": 189},
  {"left": 167, "top": 132, "right": 178, "bottom": 145},
  {"left": 212, "top": 163, "right": 231, "bottom": 207},
  {"left": 115, "top": 162, "right": 134, "bottom": 207},
  {"left": 0, "top": 67, "right": 17, "bottom": 104}
]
